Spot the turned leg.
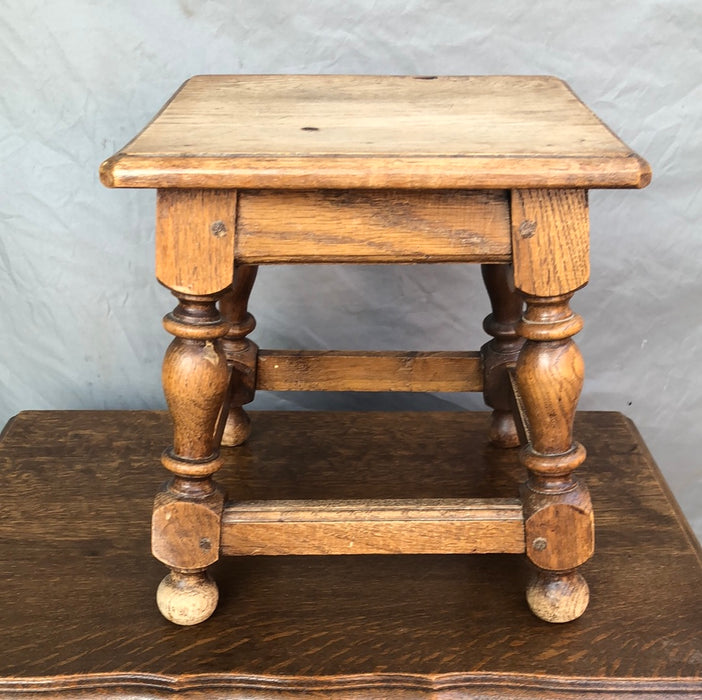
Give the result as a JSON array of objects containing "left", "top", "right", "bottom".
[
  {"left": 515, "top": 293, "right": 594, "bottom": 623},
  {"left": 481, "top": 263, "right": 524, "bottom": 448},
  {"left": 152, "top": 292, "right": 230, "bottom": 625},
  {"left": 219, "top": 265, "right": 258, "bottom": 446}
]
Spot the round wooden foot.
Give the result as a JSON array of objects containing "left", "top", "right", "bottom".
[
  {"left": 488, "top": 410, "right": 520, "bottom": 448},
  {"left": 156, "top": 570, "right": 219, "bottom": 625},
  {"left": 221, "top": 407, "right": 251, "bottom": 447},
  {"left": 526, "top": 570, "right": 589, "bottom": 623}
]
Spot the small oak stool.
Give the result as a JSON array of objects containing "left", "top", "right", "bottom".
[{"left": 101, "top": 75, "right": 650, "bottom": 626}]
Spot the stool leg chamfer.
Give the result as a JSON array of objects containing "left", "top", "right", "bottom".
[
  {"left": 481, "top": 263, "right": 524, "bottom": 448},
  {"left": 220, "top": 264, "right": 259, "bottom": 447},
  {"left": 152, "top": 292, "right": 230, "bottom": 625}
]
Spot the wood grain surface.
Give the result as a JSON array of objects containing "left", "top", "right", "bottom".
[
  {"left": 236, "top": 189, "right": 510, "bottom": 263},
  {"left": 156, "top": 189, "right": 236, "bottom": 295},
  {"left": 256, "top": 350, "right": 484, "bottom": 392},
  {"left": 100, "top": 75, "right": 651, "bottom": 190},
  {"left": 221, "top": 498, "right": 524, "bottom": 555},
  {"left": 0, "top": 410, "right": 699, "bottom": 698},
  {"left": 511, "top": 189, "right": 590, "bottom": 297}
]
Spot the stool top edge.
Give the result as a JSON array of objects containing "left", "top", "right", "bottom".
[{"left": 100, "top": 75, "right": 651, "bottom": 190}]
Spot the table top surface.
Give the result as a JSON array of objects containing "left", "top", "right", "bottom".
[
  {"left": 100, "top": 75, "right": 651, "bottom": 190},
  {"left": 1, "top": 410, "right": 699, "bottom": 698}
]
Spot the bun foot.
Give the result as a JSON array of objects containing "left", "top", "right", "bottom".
[
  {"left": 221, "top": 407, "right": 252, "bottom": 447},
  {"left": 488, "top": 409, "right": 520, "bottom": 448},
  {"left": 156, "top": 570, "right": 219, "bottom": 625},
  {"left": 526, "top": 569, "right": 589, "bottom": 623}
]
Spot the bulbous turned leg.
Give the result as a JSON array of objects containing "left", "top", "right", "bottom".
[
  {"left": 480, "top": 264, "right": 524, "bottom": 448},
  {"left": 516, "top": 293, "right": 594, "bottom": 623},
  {"left": 152, "top": 292, "right": 229, "bottom": 625},
  {"left": 220, "top": 265, "right": 258, "bottom": 446}
]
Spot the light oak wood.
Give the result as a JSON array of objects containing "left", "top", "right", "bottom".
[
  {"left": 521, "top": 484, "right": 594, "bottom": 571},
  {"left": 100, "top": 75, "right": 651, "bottom": 190},
  {"left": 221, "top": 498, "right": 524, "bottom": 556},
  {"left": 158, "top": 293, "right": 230, "bottom": 624},
  {"left": 515, "top": 293, "right": 594, "bottom": 622},
  {"left": 161, "top": 296, "right": 229, "bottom": 466},
  {"left": 156, "top": 570, "right": 219, "bottom": 627},
  {"left": 516, "top": 296, "right": 585, "bottom": 463},
  {"left": 98, "top": 74, "right": 652, "bottom": 627},
  {"left": 526, "top": 570, "right": 590, "bottom": 625},
  {"left": 152, "top": 484, "right": 225, "bottom": 571},
  {"left": 256, "top": 350, "right": 483, "bottom": 392},
  {"left": 156, "top": 189, "right": 236, "bottom": 295},
  {"left": 511, "top": 189, "right": 590, "bottom": 297},
  {"left": 236, "top": 189, "right": 510, "bottom": 263}
]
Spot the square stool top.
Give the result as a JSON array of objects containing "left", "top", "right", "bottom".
[{"left": 100, "top": 75, "right": 650, "bottom": 190}]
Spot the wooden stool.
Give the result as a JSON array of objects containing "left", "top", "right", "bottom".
[{"left": 100, "top": 75, "right": 650, "bottom": 626}]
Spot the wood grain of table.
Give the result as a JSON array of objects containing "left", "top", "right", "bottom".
[{"left": 0, "top": 410, "right": 699, "bottom": 698}]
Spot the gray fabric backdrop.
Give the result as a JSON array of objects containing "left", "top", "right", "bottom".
[{"left": 1, "top": 1, "right": 700, "bottom": 539}]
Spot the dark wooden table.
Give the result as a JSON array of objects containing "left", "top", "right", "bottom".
[{"left": 0, "top": 410, "right": 700, "bottom": 698}]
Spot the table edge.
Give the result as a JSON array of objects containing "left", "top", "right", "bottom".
[{"left": 1, "top": 670, "right": 700, "bottom": 699}]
